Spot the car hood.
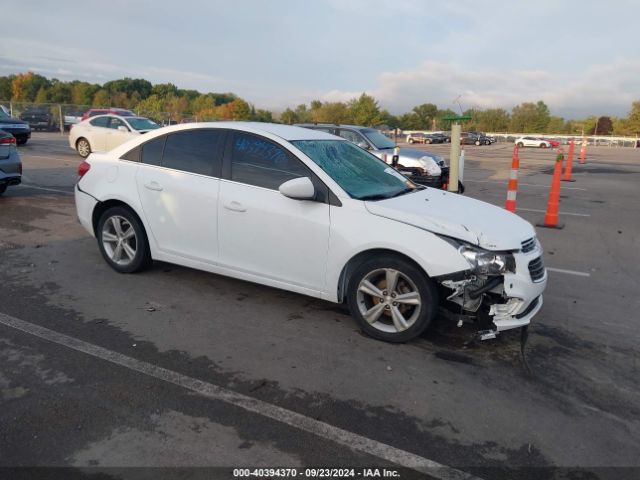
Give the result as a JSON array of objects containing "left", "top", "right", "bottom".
[{"left": 365, "top": 188, "right": 535, "bottom": 250}]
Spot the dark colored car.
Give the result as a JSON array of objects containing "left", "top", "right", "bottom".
[
  {"left": 19, "top": 107, "right": 56, "bottom": 131},
  {"left": 461, "top": 133, "right": 491, "bottom": 146},
  {"left": 0, "top": 109, "right": 31, "bottom": 145},
  {"left": 0, "top": 130, "right": 22, "bottom": 195},
  {"left": 81, "top": 108, "right": 135, "bottom": 121}
]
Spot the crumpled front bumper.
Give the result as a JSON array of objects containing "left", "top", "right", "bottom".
[{"left": 490, "top": 249, "right": 547, "bottom": 331}]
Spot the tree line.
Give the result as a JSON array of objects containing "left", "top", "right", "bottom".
[{"left": 2, "top": 71, "right": 639, "bottom": 135}]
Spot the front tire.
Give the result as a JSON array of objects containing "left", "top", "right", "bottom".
[
  {"left": 97, "top": 206, "right": 152, "bottom": 273},
  {"left": 539, "top": 143, "right": 547, "bottom": 148},
  {"left": 475, "top": 140, "right": 481, "bottom": 146},
  {"left": 76, "top": 138, "right": 91, "bottom": 158},
  {"left": 517, "top": 142, "right": 524, "bottom": 148},
  {"left": 346, "top": 255, "right": 438, "bottom": 343},
  {"left": 408, "top": 138, "right": 414, "bottom": 144}
]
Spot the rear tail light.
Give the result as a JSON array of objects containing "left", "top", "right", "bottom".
[
  {"left": 0, "top": 136, "right": 16, "bottom": 145},
  {"left": 78, "top": 161, "right": 91, "bottom": 177}
]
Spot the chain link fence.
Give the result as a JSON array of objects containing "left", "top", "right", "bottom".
[{"left": 0, "top": 101, "right": 200, "bottom": 132}]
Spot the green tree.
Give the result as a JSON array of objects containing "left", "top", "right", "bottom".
[
  {"left": 411, "top": 103, "right": 438, "bottom": 129},
  {"left": 92, "top": 89, "right": 110, "bottom": 107},
  {"left": 280, "top": 108, "right": 298, "bottom": 125},
  {"left": 348, "top": 93, "right": 382, "bottom": 126},
  {"left": 624, "top": 101, "right": 640, "bottom": 134},
  {"left": 475, "top": 108, "right": 510, "bottom": 132},
  {"left": 546, "top": 116, "right": 565, "bottom": 134},
  {"left": 135, "top": 94, "right": 164, "bottom": 119},
  {"left": 509, "top": 101, "right": 550, "bottom": 133},
  {"left": 253, "top": 109, "right": 273, "bottom": 122},
  {"left": 34, "top": 87, "right": 49, "bottom": 104},
  {"left": 0, "top": 75, "right": 16, "bottom": 100},
  {"left": 151, "top": 82, "right": 179, "bottom": 98}
]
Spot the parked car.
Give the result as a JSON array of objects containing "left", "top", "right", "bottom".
[
  {"left": 81, "top": 108, "right": 135, "bottom": 121},
  {"left": 64, "top": 110, "right": 84, "bottom": 130},
  {"left": 297, "top": 123, "right": 457, "bottom": 191},
  {"left": 545, "top": 138, "right": 561, "bottom": 148},
  {"left": 19, "top": 107, "right": 56, "bottom": 131},
  {"left": 461, "top": 133, "right": 491, "bottom": 146},
  {"left": 0, "top": 130, "right": 22, "bottom": 196},
  {"left": 0, "top": 108, "right": 31, "bottom": 145},
  {"left": 515, "top": 137, "right": 551, "bottom": 148},
  {"left": 406, "top": 132, "right": 428, "bottom": 144},
  {"left": 75, "top": 122, "right": 546, "bottom": 343},
  {"left": 69, "top": 114, "right": 160, "bottom": 158},
  {"left": 431, "top": 132, "right": 450, "bottom": 143}
]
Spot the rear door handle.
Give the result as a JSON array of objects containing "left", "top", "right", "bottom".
[
  {"left": 223, "top": 201, "right": 246, "bottom": 212},
  {"left": 144, "top": 181, "right": 163, "bottom": 191}
]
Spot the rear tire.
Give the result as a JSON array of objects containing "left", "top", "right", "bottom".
[
  {"left": 408, "top": 139, "right": 414, "bottom": 144},
  {"left": 517, "top": 142, "right": 524, "bottom": 148},
  {"left": 96, "top": 206, "right": 152, "bottom": 273},
  {"left": 540, "top": 143, "right": 547, "bottom": 148},
  {"left": 475, "top": 140, "right": 481, "bottom": 146},
  {"left": 346, "top": 255, "right": 438, "bottom": 343},
  {"left": 76, "top": 138, "right": 91, "bottom": 158}
]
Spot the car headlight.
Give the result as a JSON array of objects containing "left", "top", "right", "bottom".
[
  {"left": 418, "top": 156, "right": 441, "bottom": 176},
  {"left": 459, "top": 245, "right": 515, "bottom": 275}
]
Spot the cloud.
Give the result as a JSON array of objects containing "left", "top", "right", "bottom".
[{"left": 316, "top": 61, "right": 640, "bottom": 118}]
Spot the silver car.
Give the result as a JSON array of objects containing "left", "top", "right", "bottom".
[
  {"left": 0, "top": 130, "right": 22, "bottom": 196},
  {"left": 297, "top": 124, "right": 450, "bottom": 189}
]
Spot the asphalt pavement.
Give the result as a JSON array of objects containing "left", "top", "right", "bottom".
[{"left": 1, "top": 133, "right": 639, "bottom": 480}]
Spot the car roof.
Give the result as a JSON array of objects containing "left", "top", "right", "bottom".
[
  {"left": 297, "top": 123, "right": 374, "bottom": 131},
  {"left": 171, "top": 122, "right": 341, "bottom": 141}
]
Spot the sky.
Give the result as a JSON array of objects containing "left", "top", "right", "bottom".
[{"left": 0, "top": 0, "right": 637, "bottom": 119}]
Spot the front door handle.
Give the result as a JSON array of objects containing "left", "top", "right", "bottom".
[
  {"left": 223, "top": 201, "right": 246, "bottom": 212},
  {"left": 144, "top": 181, "right": 163, "bottom": 191}
]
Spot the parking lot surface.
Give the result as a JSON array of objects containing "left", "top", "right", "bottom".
[{"left": 1, "top": 133, "right": 639, "bottom": 479}]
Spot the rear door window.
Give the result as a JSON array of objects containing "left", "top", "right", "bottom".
[
  {"left": 141, "top": 136, "right": 166, "bottom": 166},
  {"left": 162, "top": 130, "right": 225, "bottom": 177},
  {"left": 89, "top": 117, "right": 110, "bottom": 128}
]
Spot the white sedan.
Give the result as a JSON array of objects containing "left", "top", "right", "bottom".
[
  {"left": 69, "top": 114, "right": 159, "bottom": 158},
  {"left": 515, "top": 136, "right": 551, "bottom": 148},
  {"left": 75, "top": 123, "right": 546, "bottom": 343}
]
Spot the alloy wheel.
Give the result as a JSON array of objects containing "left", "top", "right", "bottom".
[
  {"left": 356, "top": 268, "right": 422, "bottom": 334},
  {"left": 101, "top": 215, "right": 138, "bottom": 266}
]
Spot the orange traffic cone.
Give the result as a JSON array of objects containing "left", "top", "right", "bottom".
[
  {"left": 505, "top": 144, "right": 520, "bottom": 212},
  {"left": 537, "top": 151, "right": 565, "bottom": 229},
  {"left": 562, "top": 139, "right": 576, "bottom": 182},
  {"left": 579, "top": 137, "right": 587, "bottom": 164}
]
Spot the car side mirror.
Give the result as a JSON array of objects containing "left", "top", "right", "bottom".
[
  {"left": 356, "top": 141, "right": 370, "bottom": 150},
  {"left": 279, "top": 177, "right": 316, "bottom": 201},
  {"left": 117, "top": 126, "right": 128, "bottom": 132}
]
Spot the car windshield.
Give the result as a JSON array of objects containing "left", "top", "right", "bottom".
[
  {"left": 292, "top": 140, "right": 416, "bottom": 200},
  {"left": 0, "top": 110, "right": 9, "bottom": 119},
  {"left": 362, "top": 129, "right": 396, "bottom": 150},
  {"left": 127, "top": 117, "right": 159, "bottom": 131}
]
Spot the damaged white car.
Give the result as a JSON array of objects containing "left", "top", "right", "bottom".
[{"left": 75, "top": 123, "right": 546, "bottom": 343}]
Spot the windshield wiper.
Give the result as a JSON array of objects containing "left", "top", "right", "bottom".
[
  {"left": 387, "top": 188, "right": 416, "bottom": 198},
  {"left": 358, "top": 193, "right": 391, "bottom": 201},
  {"left": 359, "top": 188, "right": 415, "bottom": 201}
]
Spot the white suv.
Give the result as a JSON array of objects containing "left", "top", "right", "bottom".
[{"left": 515, "top": 137, "right": 551, "bottom": 148}]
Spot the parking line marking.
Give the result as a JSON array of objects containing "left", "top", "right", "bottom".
[
  {"left": 547, "top": 267, "right": 591, "bottom": 277},
  {"left": 0, "top": 312, "right": 481, "bottom": 480},
  {"left": 18, "top": 184, "right": 73, "bottom": 195},
  {"left": 520, "top": 207, "right": 591, "bottom": 217},
  {"left": 465, "top": 179, "right": 587, "bottom": 191}
]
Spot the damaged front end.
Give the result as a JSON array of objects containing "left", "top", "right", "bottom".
[{"left": 437, "top": 239, "right": 546, "bottom": 340}]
